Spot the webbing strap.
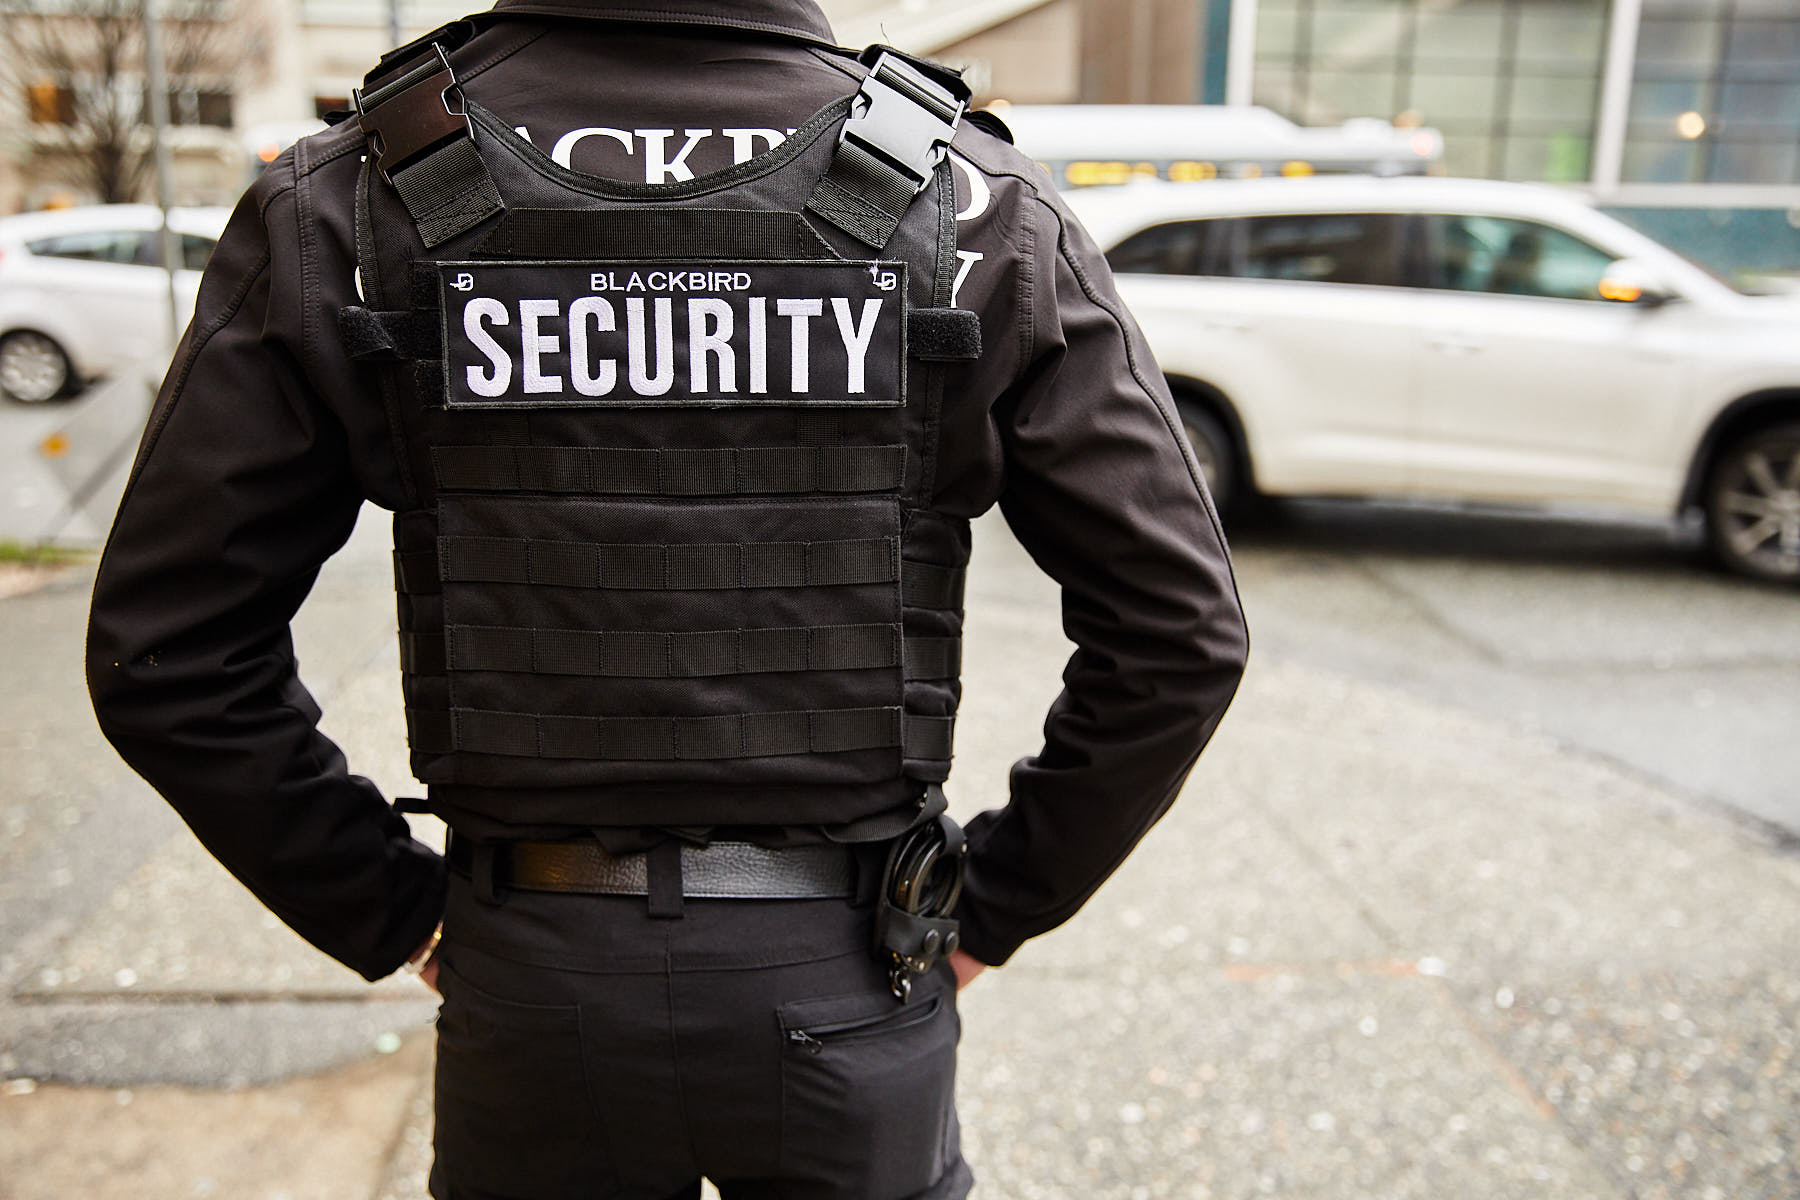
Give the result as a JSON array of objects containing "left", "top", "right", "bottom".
[
  {"left": 903, "top": 636, "right": 961, "bottom": 681},
  {"left": 405, "top": 705, "right": 912, "bottom": 761},
  {"left": 402, "top": 622, "right": 902, "bottom": 678},
  {"left": 402, "top": 624, "right": 956, "bottom": 681},
  {"left": 476, "top": 208, "right": 835, "bottom": 261},
  {"left": 901, "top": 560, "right": 965, "bottom": 609},
  {"left": 394, "top": 549, "right": 440, "bottom": 594},
  {"left": 391, "top": 139, "right": 505, "bottom": 248},
  {"left": 432, "top": 445, "right": 905, "bottom": 496},
  {"left": 904, "top": 713, "right": 955, "bottom": 762},
  {"left": 439, "top": 535, "right": 898, "bottom": 590},
  {"left": 807, "top": 50, "right": 965, "bottom": 249}
]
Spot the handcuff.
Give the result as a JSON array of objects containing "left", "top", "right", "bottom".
[{"left": 873, "top": 789, "right": 966, "bottom": 1002}]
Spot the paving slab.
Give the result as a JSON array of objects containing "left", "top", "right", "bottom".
[{"left": 0, "top": 1031, "right": 433, "bottom": 1200}]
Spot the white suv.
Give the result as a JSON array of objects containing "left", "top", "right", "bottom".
[{"left": 1069, "top": 177, "right": 1800, "bottom": 583}]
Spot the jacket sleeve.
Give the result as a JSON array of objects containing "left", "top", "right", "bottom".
[
  {"left": 952, "top": 192, "right": 1250, "bottom": 967},
  {"left": 85, "top": 154, "right": 446, "bottom": 982}
]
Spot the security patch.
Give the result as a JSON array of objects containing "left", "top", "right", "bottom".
[{"left": 439, "top": 260, "right": 906, "bottom": 408}]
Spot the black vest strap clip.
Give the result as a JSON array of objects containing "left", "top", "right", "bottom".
[
  {"left": 353, "top": 43, "right": 503, "bottom": 248},
  {"left": 807, "top": 49, "right": 967, "bottom": 249},
  {"left": 842, "top": 50, "right": 966, "bottom": 196},
  {"left": 353, "top": 44, "right": 469, "bottom": 183}
]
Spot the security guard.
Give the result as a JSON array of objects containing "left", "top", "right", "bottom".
[{"left": 86, "top": 3, "right": 1249, "bottom": 1197}]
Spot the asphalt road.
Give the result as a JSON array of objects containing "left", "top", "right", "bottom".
[{"left": 1220, "top": 498, "right": 1800, "bottom": 840}]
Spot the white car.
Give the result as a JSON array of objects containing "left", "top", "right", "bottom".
[
  {"left": 1069, "top": 176, "right": 1800, "bottom": 583},
  {"left": 0, "top": 204, "right": 228, "bottom": 405}
]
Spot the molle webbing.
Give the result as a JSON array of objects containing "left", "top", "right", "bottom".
[
  {"left": 397, "top": 544, "right": 965, "bottom": 609},
  {"left": 438, "top": 534, "right": 897, "bottom": 591},
  {"left": 431, "top": 445, "right": 905, "bottom": 496},
  {"left": 405, "top": 706, "right": 954, "bottom": 762},
  {"left": 353, "top": 39, "right": 975, "bottom": 804},
  {"left": 399, "top": 625, "right": 957, "bottom": 680}
]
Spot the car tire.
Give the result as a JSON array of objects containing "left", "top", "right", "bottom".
[
  {"left": 1703, "top": 421, "right": 1800, "bottom": 584},
  {"left": 1175, "top": 401, "right": 1238, "bottom": 513},
  {"left": 0, "top": 330, "right": 72, "bottom": 405}
]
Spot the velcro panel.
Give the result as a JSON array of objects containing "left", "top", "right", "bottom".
[{"left": 907, "top": 309, "right": 982, "bottom": 362}]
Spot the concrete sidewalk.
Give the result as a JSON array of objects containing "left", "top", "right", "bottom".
[{"left": 2, "top": 508, "right": 1796, "bottom": 1199}]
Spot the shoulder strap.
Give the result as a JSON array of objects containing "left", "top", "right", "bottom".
[
  {"left": 806, "top": 47, "right": 967, "bottom": 251},
  {"left": 352, "top": 42, "right": 503, "bottom": 249}
]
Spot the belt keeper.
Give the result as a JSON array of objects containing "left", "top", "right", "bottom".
[
  {"left": 647, "top": 840, "right": 684, "bottom": 919},
  {"left": 471, "top": 841, "right": 503, "bottom": 906}
]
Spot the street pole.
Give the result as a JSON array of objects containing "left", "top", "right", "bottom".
[
  {"left": 141, "top": 0, "right": 182, "bottom": 357},
  {"left": 389, "top": 0, "right": 403, "bottom": 48}
]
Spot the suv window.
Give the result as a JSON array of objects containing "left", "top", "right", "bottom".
[
  {"left": 1106, "top": 219, "right": 1218, "bottom": 277},
  {"left": 1237, "top": 212, "right": 1401, "bottom": 286},
  {"left": 27, "top": 229, "right": 155, "bottom": 266},
  {"left": 180, "top": 233, "right": 216, "bottom": 272},
  {"left": 1426, "top": 215, "right": 1616, "bottom": 301}
]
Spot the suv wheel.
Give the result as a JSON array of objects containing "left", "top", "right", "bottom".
[
  {"left": 0, "top": 330, "right": 71, "bottom": 405},
  {"left": 1176, "top": 402, "right": 1237, "bottom": 512},
  {"left": 1704, "top": 421, "right": 1800, "bottom": 584}
]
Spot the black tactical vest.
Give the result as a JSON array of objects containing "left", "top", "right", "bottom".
[{"left": 340, "top": 26, "right": 981, "bottom": 834}]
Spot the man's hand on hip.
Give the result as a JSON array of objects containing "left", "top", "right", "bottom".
[{"left": 947, "top": 948, "right": 986, "bottom": 991}]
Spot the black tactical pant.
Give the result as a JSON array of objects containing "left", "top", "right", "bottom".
[{"left": 429, "top": 870, "right": 970, "bottom": 1200}]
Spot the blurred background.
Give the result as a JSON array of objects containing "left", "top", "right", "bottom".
[{"left": 1, "top": 2, "right": 1797, "bottom": 1198}]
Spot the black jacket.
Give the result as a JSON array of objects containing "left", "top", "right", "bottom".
[{"left": 86, "top": 0, "right": 1249, "bottom": 980}]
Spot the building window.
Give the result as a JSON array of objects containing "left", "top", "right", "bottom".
[
  {"left": 25, "top": 80, "right": 76, "bottom": 125},
  {"left": 1625, "top": 0, "right": 1800, "bottom": 185},
  {"left": 152, "top": 86, "right": 234, "bottom": 127},
  {"left": 1251, "top": 0, "right": 1607, "bottom": 183}
]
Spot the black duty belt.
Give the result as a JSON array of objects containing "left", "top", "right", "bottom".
[{"left": 448, "top": 834, "right": 855, "bottom": 899}]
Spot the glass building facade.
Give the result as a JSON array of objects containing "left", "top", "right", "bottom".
[
  {"left": 1626, "top": 0, "right": 1800, "bottom": 186},
  {"left": 1248, "top": 0, "right": 1800, "bottom": 189}
]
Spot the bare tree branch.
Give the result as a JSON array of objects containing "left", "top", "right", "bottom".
[{"left": 0, "top": 0, "right": 253, "bottom": 203}]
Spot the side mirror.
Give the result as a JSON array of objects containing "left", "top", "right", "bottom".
[{"left": 1598, "top": 258, "right": 1676, "bottom": 306}]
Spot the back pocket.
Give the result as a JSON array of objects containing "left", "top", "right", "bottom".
[
  {"left": 778, "top": 977, "right": 959, "bottom": 1198},
  {"left": 433, "top": 961, "right": 614, "bottom": 1198}
]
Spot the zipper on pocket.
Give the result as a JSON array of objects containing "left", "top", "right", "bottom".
[{"left": 785, "top": 994, "right": 943, "bottom": 1055}]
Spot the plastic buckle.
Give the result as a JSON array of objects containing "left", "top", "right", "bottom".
[
  {"left": 839, "top": 51, "right": 966, "bottom": 196},
  {"left": 352, "top": 44, "right": 472, "bottom": 184}
]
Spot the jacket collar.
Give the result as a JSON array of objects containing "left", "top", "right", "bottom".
[{"left": 483, "top": 0, "right": 838, "bottom": 48}]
